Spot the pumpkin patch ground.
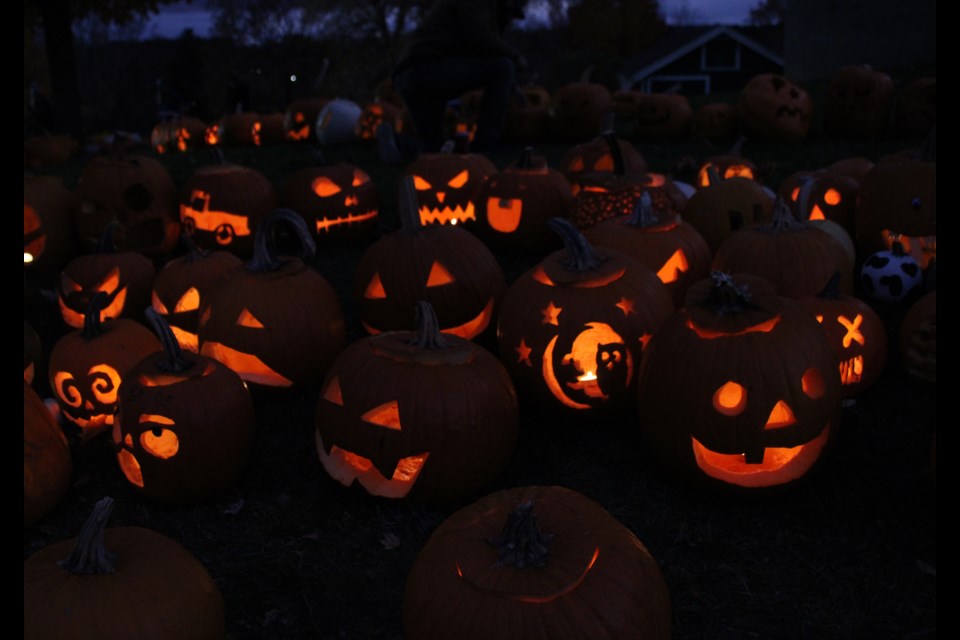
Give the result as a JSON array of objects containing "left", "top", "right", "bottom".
[{"left": 24, "top": 134, "right": 934, "bottom": 639}]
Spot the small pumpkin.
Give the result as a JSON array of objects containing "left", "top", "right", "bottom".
[
  {"left": 24, "top": 381, "right": 72, "bottom": 526},
  {"left": 316, "top": 301, "right": 518, "bottom": 503},
  {"left": 24, "top": 497, "right": 226, "bottom": 639},
  {"left": 315, "top": 98, "right": 363, "bottom": 145},
  {"left": 738, "top": 73, "right": 813, "bottom": 143},
  {"left": 284, "top": 97, "right": 329, "bottom": 141},
  {"left": 859, "top": 241, "right": 922, "bottom": 304}
]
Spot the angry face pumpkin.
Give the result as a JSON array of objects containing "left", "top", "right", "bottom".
[
  {"left": 281, "top": 163, "right": 380, "bottom": 244},
  {"left": 403, "top": 149, "right": 497, "bottom": 228}
]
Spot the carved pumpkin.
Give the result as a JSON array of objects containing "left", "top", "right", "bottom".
[
  {"left": 57, "top": 234, "right": 156, "bottom": 329},
  {"left": 560, "top": 129, "right": 648, "bottom": 189},
  {"left": 859, "top": 241, "right": 922, "bottom": 304},
  {"left": 281, "top": 162, "right": 380, "bottom": 245},
  {"left": 151, "top": 235, "right": 242, "bottom": 352},
  {"left": 798, "top": 273, "right": 888, "bottom": 396},
  {"left": 49, "top": 293, "right": 161, "bottom": 440},
  {"left": 354, "top": 178, "right": 505, "bottom": 340},
  {"left": 250, "top": 112, "right": 286, "bottom": 146},
  {"left": 114, "top": 309, "right": 255, "bottom": 503},
  {"left": 215, "top": 111, "right": 260, "bottom": 146},
  {"left": 315, "top": 99, "right": 363, "bottom": 145},
  {"left": 24, "top": 497, "right": 226, "bottom": 639},
  {"left": 477, "top": 147, "right": 573, "bottom": 253},
  {"left": 695, "top": 138, "right": 759, "bottom": 189},
  {"left": 824, "top": 65, "right": 894, "bottom": 139},
  {"left": 24, "top": 175, "right": 78, "bottom": 272},
  {"left": 199, "top": 210, "right": 346, "bottom": 389},
  {"left": 153, "top": 116, "right": 206, "bottom": 154},
  {"left": 779, "top": 171, "right": 859, "bottom": 238},
  {"left": 586, "top": 192, "right": 711, "bottom": 308},
  {"left": 637, "top": 272, "right": 842, "bottom": 491},
  {"left": 24, "top": 381, "right": 72, "bottom": 526},
  {"left": 284, "top": 97, "right": 329, "bottom": 141},
  {"left": 179, "top": 160, "right": 279, "bottom": 258},
  {"left": 316, "top": 302, "right": 518, "bottom": 503},
  {"left": 354, "top": 101, "right": 402, "bottom": 142},
  {"left": 713, "top": 198, "right": 854, "bottom": 299},
  {"left": 630, "top": 92, "right": 693, "bottom": 140},
  {"left": 682, "top": 176, "right": 774, "bottom": 254},
  {"left": 403, "top": 142, "right": 497, "bottom": 228},
  {"left": 738, "top": 73, "right": 813, "bottom": 143},
  {"left": 74, "top": 151, "right": 180, "bottom": 257},
  {"left": 900, "top": 290, "right": 935, "bottom": 385},
  {"left": 550, "top": 81, "right": 614, "bottom": 143},
  {"left": 497, "top": 219, "right": 673, "bottom": 419},
  {"left": 403, "top": 485, "right": 672, "bottom": 640},
  {"left": 692, "top": 102, "right": 740, "bottom": 142},
  {"left": 24, "top": 321, "right": 43, "bottom": 386}
]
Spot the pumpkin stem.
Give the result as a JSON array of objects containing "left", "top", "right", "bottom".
[
  {"left": 97, "top": 221, "right": 121, "bottom": 254},
  {"left": 729, "top": 135, "right": 747, "bottom": 157},
  {"left": 398, "top": 176, "right": 423, "bottom": 234},
  {"left": 817, "top": 272, "right": 843, "bottom": 300},
  {"left": 247, "top": 209, "right": 316, "bottom": 272},
  {"left": 548, "top": 218, "right": 607, "bottom": 272},
  {"left": 145, "top": 307, "right": 191, "bottom": 373},
  {"left": 516, "top": 146, "right": 536, "bottom": 169},
  {"left": 81, "top": 292, "right": 112, "bottom": 340},
  {"left": 408, "top": 301, "right": 449, "bottom": 349},
  {"left": 603, "top": 132, "right": 626, "bottom": 176},
  {"left": 705, "top": 271, "right": 754, "bottom": 313},
  {"left": 705, "top": 165, "right": 721, "bottom": 188},
  {"left": 625, "top": 192, "right": 659, "bottom": 227},
  {"left": 180, "top": 232, "right": 210, "bottom": 264},
  {"left": 599, "top": 110, "right": 616, "bottom": 135},
  {"left": 487, "top": 500, "right": 554, "bottom": 569},
  {"left": 766, "top": 196, "right": 805, "bottom": 233},
  {"left": 58, "top": 496, "right": 118, "bottom": 575}
]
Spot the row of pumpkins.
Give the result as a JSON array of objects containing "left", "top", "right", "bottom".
[
  {"left": 24, "top": 149, "right": 935, "bottom": 640},
  {"left": 148, "top": 66, "right": 936, "bottom": 158}
]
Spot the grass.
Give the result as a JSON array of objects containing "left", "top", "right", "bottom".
[{"left": 24, "top": 126, "right": 936, "bottom": 639}]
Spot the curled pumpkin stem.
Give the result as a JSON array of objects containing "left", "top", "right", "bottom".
[
  {"left": 247, "top": 209, "right": 316, "bottom": 272},
  {"left": 705, "top": 271, "right": 754, "bottom": 314},
  {"left": 487, "top": 500, "right": 554, "bottom": 569},
  {"left": 548, "top": 218, "right": 607, "bottom": 272},
  {"left": 82, "top": 292, "right": 112, "bottom": 340},
  {"left": 58, "top": 497, "right": 117, "bottom": 575},
  {"left": 145, "top": 307, "right": 190, "bottom": 373},
  {"left": 408, "top": 301, "right": 449, "bottom": 349},
  {"left": 625, "top": 192, "right": 659, "bottom": 228}
]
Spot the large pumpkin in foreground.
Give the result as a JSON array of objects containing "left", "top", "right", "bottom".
[
  {"left": 637, "top": 272, "right": 841, "bottom": 491},
  {"left": 404, "top": 484, "right": 671, "bottom": 640},
  {"left": 24, "top": 381, "right": 72, "bottom": 526}
]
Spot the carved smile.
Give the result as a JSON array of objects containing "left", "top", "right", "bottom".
[
  {"left": 419, "top": 202, "right": 476, "bottom": 226},
  {"left": 316, "top": 209, "right": 378, "bottom": 234},
  {"left": 316, "top": 433, "right": 429, "bottom": 499},
  {"left": 200, "top": 341, "right": 293, "bottom": 387}
]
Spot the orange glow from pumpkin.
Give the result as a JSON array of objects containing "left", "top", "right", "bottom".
[
  {"left": 447, "top": 170, "right": 469, "bottom": 189},
  {"left": 823, "top": 189, "right": 841, "bottom": 205},
  {"left": 251, "top": 121, "right": 262, "bottom": 146},
  {"left": 543, "top": 323, "right": 632, "bottom": 409},
  {"left": 594, "top": 154, "right": 614, "bottom": 172},
  {"left": 809, "top": 205, "right": 826, "bottom": 220},
  {"left": 200, "top": 341, "right": 293, "bottom": 387},
  {"left": 615, "top": 297, "right": 636, "bottom": 316},
  {"left": 686, "top": 315, "right": 780, "bottom": 339},
  {"left": 361, "top": 400, "right": 402, "bottom": 430},
  {"left": 180, "top": 191, "right": 252, "bottom": 244},
  {"left": 205, "top": 125, "right": 220, "bottom": 145},
  {"left": 352, "top": 169, "right": 371, "bottom": 187},
  {"left": 840, "top": 356, "right": 864, "bottom": 385},
  {"left": 174, "top": 288, "right": 200, "bottom": 313},
  {"left": 713, "top": 381, "right": 747, "bottom": 416},
  {"left": 236, "top": 308, "right": 265, "bottom": 328},
  {"left": 317, "top": 434, "right": 429, "bottom": 499},
  {"left": 364, "top": 273, "right": 386, "bottom": 299},
  {"left": 139, "top": 414, "right": 179, "bottom": 459},
  {"left": 801, "top": 369, "right": 825, "bottom": 399},
  {"left": 656, "top": 249, "right": 690, "bottom": 284},
  {"left": 456, "top": 546, "right": 601, "bottom": 604},
  {"left": 413, "top": 176, "right": 432, "bottom": 190},
  {"left": 138, "top": 361, "right": 215, "bottom": 387},
  {"left": 541, "top": 301, "right": 562, "bottom": 325},
  {"left": 426, "top": 261, "right": 456, "bottom": 287},
  {"left": 515, "top": 339, "right": 532, "bottom": 366},
  {"left": 312, "top": 177, "right": 342, "bottom": 197},
  {"left": 486, "top": 197, "right": 523, "bottom": 233},
  {"left": 316, "top": 210, "right": 378, "bottom": 234},
  {"left": 419, "top": 202, "right": 476, "bottom": 226},
  {"left": 838, "top": 314, "right": 864, "bottom": 348},
  {"left": 117, "top": 448, "right": 144, "bottom": 487},
  {"left": 441, "top": 298, "right": 494, "bottom": 339},
  {"left": 530, "top": 266, "right": 626, "bottom": 289},
  {"left": 691, "top": 426, "right": 830, "bottom": 488},
  {"left": 764, "top": 400, "right": 796, "bottom": 430},
  {"left": 170, "top": 326, "right": 199, "bottom": 352},
  {"left": 322, "top": 376, "right": 344, "bottom": 405}
]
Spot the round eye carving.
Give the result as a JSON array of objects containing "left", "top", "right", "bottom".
[
  {"left": 802, "top": 368, "right": 825, "bottom": 398},
  {"left": 312, "top": 177, "right": 342, "bottom": 197},
  {"left": 141, "top": 427, "right": 180, "bottom": 459},
  {"left": 713, "top": 381, "right": 747, "bottom": 416},
  {"left": 823, "top": 188, "right": 841, "bottom": 205}
]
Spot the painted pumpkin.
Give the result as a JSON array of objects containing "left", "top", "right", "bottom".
[
  {"left": 585, "top": 192, "right": 711, "bottom": 308},
  {"left": 281, "top": 162, "right": 380, "bottom": 245},
  {"left": 824, "top": 65, "right": 894, "bottom": 139},
  {"left": 24, "top": 497, "right": 226, "bottom": 639},
  {"left": 497, "top": 219, "right": 673, "bottom": 419},
  {"left": 179, "top": 160, "right": 279, "bottom": 258},
  {"left": 403, "top": 143, "right": 497, "bottom": 228},
  {"left": 738, "top": 73, "right": 813, "bottom": 143},
  {"left": 637, "top": 272, "right": 842, "bottom": 491},
  {"left": 354, "top": 178, "right": 505, "bottom": 340},
  {"left": 24, "top": 175, "right": 78, "bottom": 272},
  {"left": 404, "top": 485, "right": 672, "bottom": 640},
  {"left": 150, "top": 235, "right": 242, "bottom": 352},
  {"left": 199, "top": 210, "right": 346, "bottom": 389},
  {"left": 859, "top": 241, "right": 922, "bottom": 304},
  {"left": 316, "top": 301, "right": 518, "bottom": 503},
  {"left": 114, "top": 309, "right": 255, "bottom": 503},
  {"left": 24, "top": 381, "right": 72, "bottom": 526},
  {"left": 49, "top": 292, "right": 161, "bottom": 440},
  {"left": 798, "top": 273, "right": 888, "bottom": 396},
  {"left": 477, "top": 147, "right": 573, "bottom": 254}
]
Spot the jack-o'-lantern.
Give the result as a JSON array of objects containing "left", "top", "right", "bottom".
[
  {"left": 798, "top": 273, "right": 888, "bottom": 396},
  {"left": 114, "top": 309, "right": 255, "bottom": 503},
  {"left": 316, "top": 301, "right": 518, "bottom": 503},
  {"left": 316, "top": 99, "right": 363, "bottom": 145},
  {"left": 57, "top": 234, "right": 156, "bottom": 329},
  {"left": 497, "top": 219, "right": 672, "bottom": 420},
  {"left": 560, "top": 129, "right": 648, "bottom": 189},
  {"left": 24, "top": 381, "right": 72, "bottom": 526},
  {"left": 354, "top": 178, "right": 505, "bottom": 340},
  {"left": 550, "top": 81, "right": 614, "bottom": 143},
  {"left": 856, "top": 153, "right": 936, "bottom": 269},
  {"left": 284, "top": 98, "right": 329, "bottom": 141},
  {"left": 443, "top": 90, "right": 482, "bottom": 143},
  {"left": 199, "top": 210, "right": 346, "bottom": 389},
  {"left": 572, "top": 167, "right": 687, "bottom": 233},
  {"left": 860, "top": 241, "right": 922, "bottom": 304},
  {"left": 24, "top": 497, "right": 227, "bottom": 638},
  {"left": 586, "top": 192, "right": 711, "bottom": 307},
  {"left": 24, "top": 175, "right": 78, "bottom": 271},
  {"left": 629, "top": 92, "right": 693, "bottom": 140},
  {"left": 49, "top": 293, "right": 161, "bottom": 440},
  {"left": 179, "top": 160, "right": 278, "bottom": 258},
  {"left": 403, "top": 142, "right": 497, "bottom": 228},
  {"left": 354, "top": 102, "right": 402, "bottom": 142},
  {"left": 281, "top": 162, "right": 380, "bottom": 245},
  {"left": 74, "top": 150, "right": 180, "bottom": 257},
  {"left": 779, "top": 171, "right": 858, "bottom": 238},
  {"left": 692, "top": 102, "right": 740, "bottom": 142},
  {"left": 713, "top": 198, "right": 853, "bottom": 299},
  {"left": 154, "top": 116, "right": 206, "bottom": 154},
  {"left": 824, "top": 65, "right": 894, "bottom": 139},
  {"left": 151, "top": 235, "right": 242, "bottom": 352},
  {"left": 477, "top": 147, "right": 573, "bottom": 254},
  {"left": 738, "top": 73, "right": 813, "bottom": 143},
  {"left": 403, "top": 485, "right": 672, "bottom": 640},
  {"left": 215, "top": 111, "right": 260, "bottom": 146},
  {"left": 504, "top": 84, "right": 552, "bottom": 143},
  {"left": 682, "top": 176, "right": 774, "bottom": 254},
  {"left": 894, "top": 77, "right": 935, "bottom": 137},
  {"left": 637, "top": 272, "right": 842, "bottom": 491},
  {"left": 250, "top": 112, "right": 286, "bottom": 146},
  {"left": 204, "top": 121, "right": 221, "bottom": 146},
  {"left": 695, "top": 138, "right": 759, "bottom": 189},
  {"left": 900, "top": 290, "right": 935, "bottom": 385}
]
